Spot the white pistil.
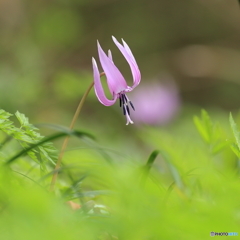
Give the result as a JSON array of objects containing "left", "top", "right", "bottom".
[{"left": 126, "top": 113, "right": 134, "bottom": 125}]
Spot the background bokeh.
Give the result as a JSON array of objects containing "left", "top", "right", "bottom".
[{"left": 1, "top": 0, "right": 240, "bottom": 152}]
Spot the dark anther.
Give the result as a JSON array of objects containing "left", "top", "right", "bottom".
[
  {"left": 119, "top": 93, "right": 134, "bottom": 116},
  {"left": 121, "top": 95, "right": 125, "bottom": 105},
  {"left": 123, "top": 106, "right": 126, "bottom": 115},
  {"left": 129, "top": 101, "right": 135, "bottom": 111},
  {"left": 126, "top": 105, "right": 130, "bottom": 115}
]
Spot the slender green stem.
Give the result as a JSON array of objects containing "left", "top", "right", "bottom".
[{"left": 49, "top": 73, "right": 104, "bottom": 192}]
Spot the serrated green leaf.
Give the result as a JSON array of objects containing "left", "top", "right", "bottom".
[
  {"left": 15, "top": 111, "right": 30, "bottom": 127},
  {"left": 0, "top": 109, "right": 58, "bottom": 172}
]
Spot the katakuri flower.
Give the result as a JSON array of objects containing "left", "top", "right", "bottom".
[{"left": 92, "top": 36, "right": 141, "bottom": 125}]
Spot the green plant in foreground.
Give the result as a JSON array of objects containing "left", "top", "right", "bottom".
[
  {"left": 0, "top": 107, "right": 240, "bottom": 240},
  {"left": 0, "top": 89, "right": 240, "bottom": 240},
  {"left": 0, "top": 109, "right": 57, "bottom": 173}
]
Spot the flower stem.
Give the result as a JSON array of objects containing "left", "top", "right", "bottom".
[{"left": 49, "top": 73, "right": 104, "bottom": 192}]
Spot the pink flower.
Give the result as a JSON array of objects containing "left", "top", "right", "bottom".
[
  {"left": 92, "top": 36, "right": 141, "bottom": 125},
  {"left": 131, "top": 81, "right": 180, "bottom": 125}
]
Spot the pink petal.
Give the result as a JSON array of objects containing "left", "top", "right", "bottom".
[
  {"left": 97, "top": 41, "right": 127, "bottom": 94},
  {"left": 108, "top": 50, "right": 113, "bottom": 61},
  {"left": 92, "top": 57, "right": 117, "bottom": 106},
  {"left": 122, "top": 39, "right": 137, "bottom": 64},
  {"left": 112, "top": 36, "right": 141, "bottom": 89}
]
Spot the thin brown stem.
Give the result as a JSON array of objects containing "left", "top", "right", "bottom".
[{"left": 49, "top": 73, "right": 104, "bottom": 192}]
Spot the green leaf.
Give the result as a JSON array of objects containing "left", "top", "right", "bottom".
[
  {"left": 229, "top": 113, "right": 240, "bottom": 149},
  {"left": 141, "top": 150, "right": 159, "bottom": 185},
  {"left": 229, "top": 113, "right": 240, "bottom": 158},
  {"left": 230, "top": 143, "right": 240, "bottom": 159},
  {"left": 12, "top": 170, "right": 45, "bottom": 188},
  {"left": 157, "top": 150, "right": 185, "bottom": 191},
  {"left": 15, "top": 111, "right": 32, "bottom": 128},
  {"left": 5, "top": 130, "right": 94, "bottom": 165},
  {"left": 194, "top": 109, "right": 227, "bottom": 154},
  {"left": 211, "top": 140, "right": 227, "bottom": 155},
  {"left": 0, "top": 109, "right": 58, "bottom": 172},
  {"left": 193, "top": 109, "right": 212, "bottom": 143},
  {"left": 145, "top": 150, "right": 159, "bottom": 170}
]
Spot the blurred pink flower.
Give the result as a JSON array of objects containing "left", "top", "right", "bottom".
[{"left": 130, "top": 81, "right": 181, "bottom": 125}]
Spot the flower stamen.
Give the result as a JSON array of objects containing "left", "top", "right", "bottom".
[
  {"left": 126, "top": 105, "right": 130, "bottom": 115},
  {"left": 123, "top": 94, "right": 135, "bottom": 111},
  {"left": 129, "top": 101, "right": 135, "bottom": 111},
  {"left": 119, "top": 93, "right": 134, "bottom": 125}
]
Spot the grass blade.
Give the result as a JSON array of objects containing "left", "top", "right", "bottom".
[
  {"left": 5, "top": 130, "right": 94, "bottom": 165},
  {"left": 141, "top": 150, "right": 159, "bottom": 185}
]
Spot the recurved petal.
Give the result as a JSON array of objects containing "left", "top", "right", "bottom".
[
  {"left": 108, "top": 49, "right": 113, "bottom": 61},
  {"left": 97, "top": 41, "right": 127, "bottom": 94},
  {"left": 122, "top": 39, "right": 137, "bottom": 64},
  {"left": 112, "top": 36, "right": 141, "bottom": 89},
  {"left": 92, "top": 57, "right": 117, "bottom": 106}
]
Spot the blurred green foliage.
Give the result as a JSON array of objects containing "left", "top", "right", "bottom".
[
  {"left": 0, "top": 108, "right": 239, "bottom": 239},
  {"left": 34, "top": 7, "right": 82, "bottom": 49}
]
